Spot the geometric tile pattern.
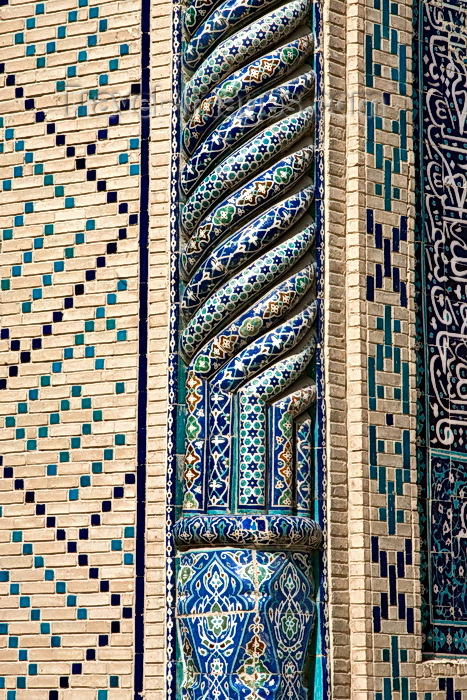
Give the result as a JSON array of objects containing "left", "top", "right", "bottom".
[
  {"left": 0, "top": 0, "right": 142, "bottom": 694},
  {"left": 12, "top": 0, "right": 467, "bottom": 697},
  {"left": 363, "top": 0, "right": 420, "bottom": 696},
  {"left": 366, "top": 0, "right": 467, "bottom": 696},
  {"left": 358, "top": 0, "right": 467, "bottom": 687}
]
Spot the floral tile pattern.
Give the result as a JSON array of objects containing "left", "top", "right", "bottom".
[{"left": 176, "top": 549, "right": 316, "bottom": 700}]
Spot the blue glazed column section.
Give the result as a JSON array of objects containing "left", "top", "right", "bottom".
[
  {"left": 175, "top": 517, "right": 322, "bottom": 698},
  {"left": 174, "top": 0, "right": 323, "bottom": 694},
  {"left": 176, "top": 549, "right": 316, "bottom": 700}
]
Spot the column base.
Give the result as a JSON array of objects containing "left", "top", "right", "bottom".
[
  {"left": 174, "top": 514, "right": 323, "bottom": 552},
  {"left": 176, "top": 547, "right": 316, "bottom": 700}
]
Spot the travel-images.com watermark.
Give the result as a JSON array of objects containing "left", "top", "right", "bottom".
[{"left": 63, "top": 84, "right": 392, "bottom": 119}]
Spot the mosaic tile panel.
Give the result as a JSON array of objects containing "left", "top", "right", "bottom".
[
  {"left": 178, "top": 0, "right": 320, "bottom": 521},
  {"left": 169, "top": 0, "right": 328, "bottom": 695},
  {"left": 176, "top": 548, "right": 316, "bottom": 700},
  {"left": 415, "top": 0, "right": 467, "bottom": 658}
]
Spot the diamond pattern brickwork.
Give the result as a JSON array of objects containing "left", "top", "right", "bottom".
[{"left": 0, "top": 0, "right": 142, "bottom": 695}]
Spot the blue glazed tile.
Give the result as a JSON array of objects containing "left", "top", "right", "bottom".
[
  {"left": 181, "top": 187, "right": 314, "bottom": 319},
  {"left": 182, "top": 0, "right": 311, "bottom": 117},
  {"left": 180, "top": 74, "right": 315, "bottom": 196},
  {"left": 172, "top": 0, "right": 328, "bottom": 693},
  {"left": 181, "top": 35, "right": 314, "bottom": 156},
  {"left": 181, "top": 147, "right": 314, "bottom": 280},
  {"left": 183, "top": 0, "right": 287, "bottom": 73},
  {"left": 181, "top": 229, "right": 315, "bottom": 362},
  {"left": 176, "top": 549, "right": 256, "bottom": 616}
]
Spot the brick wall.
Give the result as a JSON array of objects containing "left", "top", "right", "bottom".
[
  {"left": 4, "top": 0, "right": 467, "bottom": 698},
  {"left": 0, "top": 0, "right": 170, "bottom": 695}
]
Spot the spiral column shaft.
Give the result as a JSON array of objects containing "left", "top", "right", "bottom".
[{"left": 174, "top": 0, "right": 323, "bottom": 696}]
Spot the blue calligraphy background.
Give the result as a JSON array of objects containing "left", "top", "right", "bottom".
[{"left": 416, "top": 0, "right": 467, "bottom": 656}]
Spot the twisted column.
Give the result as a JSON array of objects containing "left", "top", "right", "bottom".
[{"left": 174, "top": 0, "right": 323, "bottom": 695}]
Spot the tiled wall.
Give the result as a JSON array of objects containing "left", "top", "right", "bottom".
[
  {"left": 3, "top": 0, "right": 467, "bottom": 696},
  {"left": 0, "top": 0, "right": 170, "bottom": 696},
  {"left": 345, "top": 0, "right": 419, "bottom": 688},
  {"left": 350, "top": 0, "right": 467, "bottom": 697}
]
